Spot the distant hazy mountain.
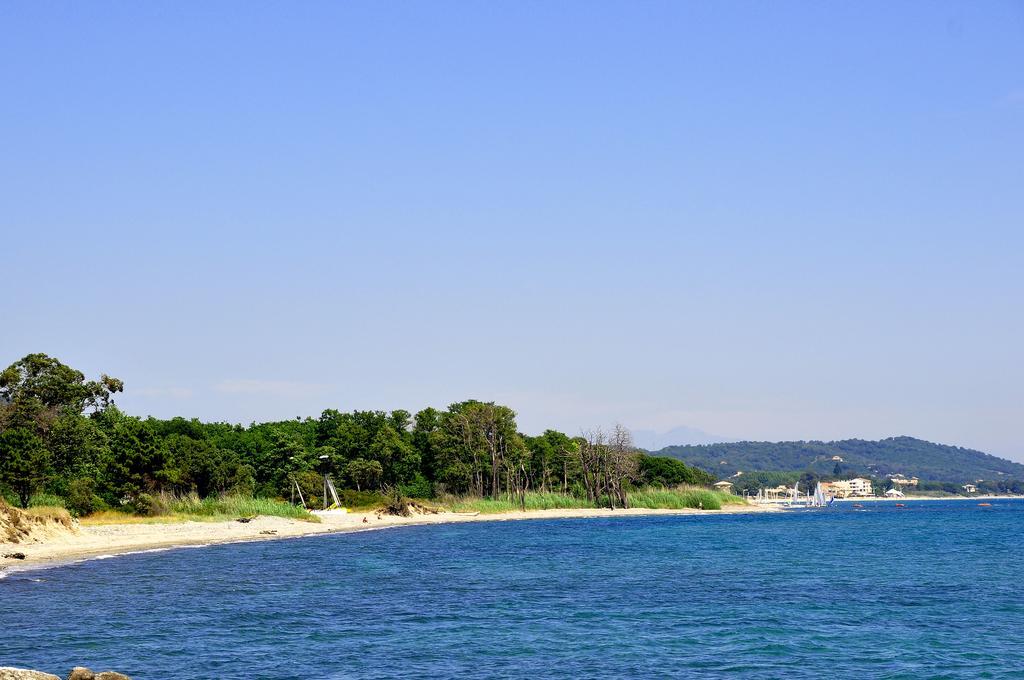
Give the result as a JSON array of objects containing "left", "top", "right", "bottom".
[
  {"left": 653, "top": 436, "right": 1024, "bottom": 484},
  {"left": 630, "top": 425, "right": 731, "bottom": 451}
]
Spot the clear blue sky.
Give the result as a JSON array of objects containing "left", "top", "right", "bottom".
[{"left": 3, "top": 2, "right": 1022, "bottom": 460}]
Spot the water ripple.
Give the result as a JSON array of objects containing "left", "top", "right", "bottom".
[{"left": 1, "top": 500, "right": 1023, "bottom": 678}]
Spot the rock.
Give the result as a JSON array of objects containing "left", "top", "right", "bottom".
[
  {"left": 0, "top": 668, "right": 61, "bottom": 680},
  {"left": 95, "top": 674, "right": 131, "bottom": 680},
  {"left": 235, "top": 516, "right": 254, "bottom": 523},
  {"left": 259, "top": 530, "right": 277, "bottom": 535},
  {"left": 2, "top": 552, "right": 26, "bottom": 560},
  {"left": 66, "top": 668, "right": 95, "bottom": 680}
]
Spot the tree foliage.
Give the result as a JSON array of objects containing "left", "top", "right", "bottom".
[{"left": 0, "top": 353, "right": 736, "bottom": 511}]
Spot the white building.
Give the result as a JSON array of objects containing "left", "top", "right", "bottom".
[{"left": 822, "top": 478, "right": 874, "bottom": 498}]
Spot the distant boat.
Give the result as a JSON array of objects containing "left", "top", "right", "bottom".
[
  {"left": 978, "top": 503, "right": 992, "bottom": 507},
  {"left": 812, "top": 482, "right": 832, "bottom": 507}
]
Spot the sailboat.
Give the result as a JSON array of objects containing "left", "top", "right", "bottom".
[{"left": 784, "top": 482, "right": 833, "bottom": 509}]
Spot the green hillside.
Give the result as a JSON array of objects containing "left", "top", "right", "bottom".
[{"left": 654, "top": 436, "right": 1024, "bottom": 484}]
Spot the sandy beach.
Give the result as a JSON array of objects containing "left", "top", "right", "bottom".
[{"left": 0, "top": 504, "right": 779, "bottom": 573}]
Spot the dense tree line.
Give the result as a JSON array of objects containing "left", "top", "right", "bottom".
[{"left": 0, "top": 354, "right": 713, "bottom": 514}]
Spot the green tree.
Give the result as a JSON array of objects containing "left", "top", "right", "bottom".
[
  {"left": 637, "top": 454, "right": 715, "bottom": 487},
  {"left": 526, "top": 430, "right": 576, "bottom": 492},
  {"left": 412, "top": 407, "right": 441, "bottom": 479},
  {"left": 432, "top": 401, "right": 523, "bottom": 498},
  {"left": 0, "top": 427, "right": 51, "bottom": 507},
  {"left": 369, "top": 425, "right": 420, "bottom": 486},
  {"left": 99, "top": 409, "right": 170, "bottom": 500},
  {"left": 255, "top": 431, "right": 310, "bottom": 497},
  {"left": 345, "top": 458, "right": 383, "bottom": 491},
  {"left": 164, "top": 434, "right": 242, "bottom": 498},
  {"left": 0, "top": 353, "right": 122, "bottom": 417},
  {"left": 47, "top": 414, "right": 109, "bottom": 481}
]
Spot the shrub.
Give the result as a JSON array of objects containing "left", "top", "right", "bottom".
[
  {"left": 129, "top": 492, "right": 153, "bottom": 515},
  {"left": 337, "top": 489, "right": 387, "bottom": 510},
  {"left": 28, "top": 493, "right": 66, "bottom": 508},
  {"left": 398, "top": 473, "right": 433, "bottom": 499},
  {"left": 65, "top": 478, "right": 108, "bottom": 517}
]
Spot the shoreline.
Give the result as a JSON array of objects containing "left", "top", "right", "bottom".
[{"left": 1, "top": 504, "right": 779, "bottom": 574}]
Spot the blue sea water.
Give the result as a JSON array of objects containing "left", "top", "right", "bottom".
[{"left": 2, "top": 499, "right": 1023, "bottom": 679}]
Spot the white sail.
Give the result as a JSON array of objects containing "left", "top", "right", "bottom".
[
  {"left": 325, "top": 476, "right": 342, "bottom": 509},
  {"left": 812, "top": 482, "right": 826, "bottom": 507}
]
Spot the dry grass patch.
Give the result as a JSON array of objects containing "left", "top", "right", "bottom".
[
  {"left": 79, "top": 510, "right": 191, "bottom": 526},
  {"left": 2, "top": 499, "right": 76, "bottom": 543}
]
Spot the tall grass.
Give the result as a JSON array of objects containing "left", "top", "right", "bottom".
[
  {"left": 445, "top": 487, "right": 747, "bottom": 513},
  {"left": 626, "top": 487, "right": 735, "bottom": 510},
  {"left": 170, "top": 494, "right": 320, "bottom": 522},
  {"left": 448, "top": 491, "right": 595, "bottom": 514},
  {"left": 77, "top": 494, "right": 320, "bottom": 524},
  {"left": 28, "top": 493, "right": 67, "bottom": 509},
  {"left": 22, "top": 506, "right": 74, "bottom": 525},
  {"left": 70, "top": 487, "right": 742, "bottom": 524}
]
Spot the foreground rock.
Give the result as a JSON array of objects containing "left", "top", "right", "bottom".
[
  {"left": 67, "top": 669, "right": 131, "bottom": 680},
  {"left": 0, "top": 669, "right": 130, "bottom": 680},
  {"left": 0, "top": 669, "right": 60, "bottom": 680}
]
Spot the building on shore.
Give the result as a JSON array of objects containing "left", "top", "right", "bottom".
[
  {"left": 962, "top": 484, "right": 977, "bottom": 494},
  {"left": 750, "top": 485, "right": 792, "bottom": 502},
  {"left": 889, "top": 475, "right": 919, "bottom": 487},
  {"left": 714, "top": 481, "right": 734, "bottom": 493},
  {"left": 821, "top": 477, "right": 874, "bottom": 498},
  {"left": 884, "top": 487, "right": 905, "bottom": 498}
]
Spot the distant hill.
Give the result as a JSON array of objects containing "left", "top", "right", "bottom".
[
  {"left": 629, "top": 425, "right": 731, "bottom": 450},
  {"left": 653, "top": 436, "right": 1024, "bottom": 484}
]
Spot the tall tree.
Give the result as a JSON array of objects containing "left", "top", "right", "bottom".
[
  {"left": 0, "top": 427, "right": 51, "bottom": 507},
  {"left": 99, "top": 409, "right": 170, "bottom": 499},
  {"left": 0, "top": 353, "right": 122, "bottom": 420},
  {"left": 369, "top": 424, "right": 420, "bottom": 486}
]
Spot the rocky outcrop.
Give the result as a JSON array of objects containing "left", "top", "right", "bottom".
[
  {"left": 0, "top": 668, "right": 130, "bottom": 680},
  {"left": 0, "top": 668, "right": 61, "bottom": 680},
  {"left": 66, "top": 670, "right": 132, "bottom": 680}
]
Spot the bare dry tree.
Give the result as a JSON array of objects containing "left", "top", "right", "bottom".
[
  {"left": 576, "top": 425, "right": 639, "bottom": 508},
  {"left": 608, "top": 424, "right": 639, "bottom": 508}
]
